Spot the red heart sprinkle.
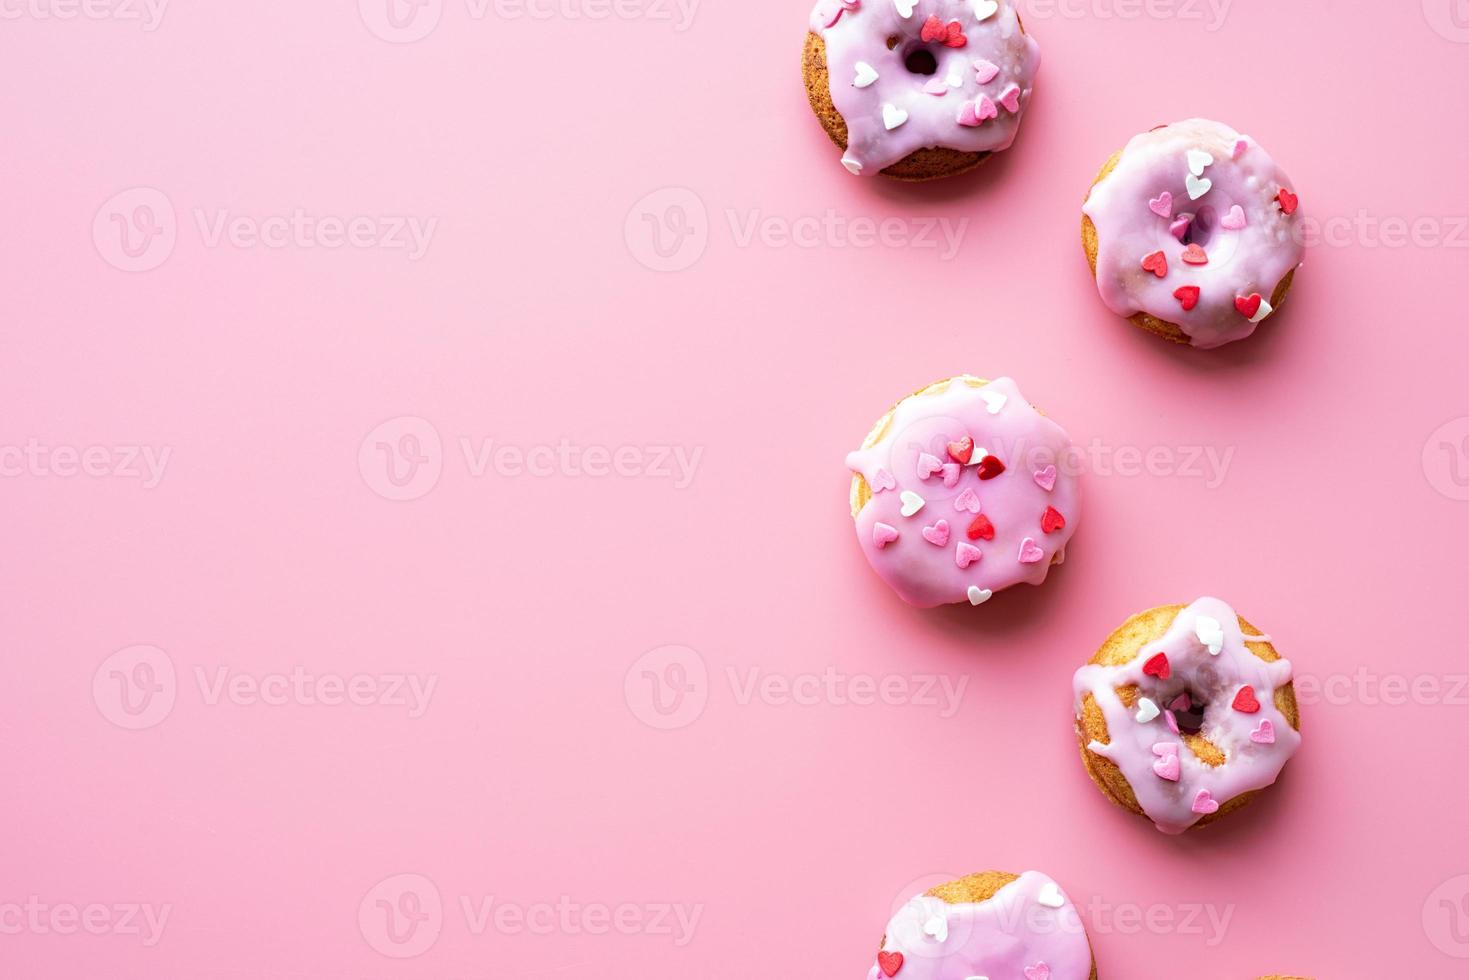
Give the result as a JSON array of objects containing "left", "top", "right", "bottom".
[
  {"left": 1181, "top": 243, "right": 1208, "bottom": 265},
  {"left": 967, "top": 514, "right": 995, "bottom": 540},
  {"left": 1233, "top": 686, "right": 1260, "bottom": 713},
  {"left": 1140, "top": 250, "right": 1168, "bottom": 278},
  {"left": 946, "top": 436, "right": 974, "bottom": 465},
  {"left": 1142, "top": 653, "right": 1171, "bottom": 680},
  {"left": 1276, "top": 188, "right": 1298, "bottom": 215},
  {"left": 1235, "top": 293, "right": 1263, "bottom": 319},
  {"left": 976, "top": 455, "right": 1006, "bottom": 480},
  {"left": 1041, "top": 506, "right": 1065, "bottom": 533},
  {"left": 878, "top": 951, "right": 904, "bottom": 977},
  {"left": 1173, "top": 285, "right": 1200, "bottom": 311}
]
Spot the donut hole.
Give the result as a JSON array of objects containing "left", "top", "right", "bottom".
[
  {"left": 902, "top": 45, "right": 939, "bottom": 75},
  {"left": 1172, "top": 694, "right": 1207, "bottom": 735},
  {"left": 1184, "top": 205, "right": 1217, "bottom": 248}
]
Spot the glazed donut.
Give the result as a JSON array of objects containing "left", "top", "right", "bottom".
[
  {"left": 868, "top": 871, "right": 1096, "bottom": 979},
  {"left": 803, "top": 0, "right": 1039, "bottom": 178},
  {"left": 1073, "top": 597, "right": 1302, "bottom": 834},
  {"left": 846, "top": 376, "right": 1079, "bottom": 608},
  {"left": 1081, "top": 119, "right": 1304, "bottom": 348}
]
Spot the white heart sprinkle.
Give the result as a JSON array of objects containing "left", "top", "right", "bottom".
[
  {"left": 882, "top": 103, "right": 908, "bottom": 130},
  {"left": 1185, "top": 173, "right": 1212, "bottom": 201},
  {"left": 853, "top": 61, "right": 879, "bottom": 88},
  {"left": 1194, "top": 615, "right": 1224, "bottom": 655},
  {"left": 1037, "top": 882, "right": 1065, "bottom": 908},
  {"left": 1249, "top": 296, "right": 1274, "bottom": 323},
  {"left": 894, "top": 0, "right": 916, "bottom": 17},
  {"left": 923, "top": 914, "right": 948, "bottom": 941},
  {"left": 980, "top": 390, "right": 1007, "bottom": 414},
  {"left": 946, "top": 68, "right": 963, "bottom": 89},
  {"left": 841, "top": 157, "right": 863, "bottom": 175},
  {"left": 968, "top": 446, "right": 989, "bottom": 465},
  {"left": 900, "top": 490, "right": 925, "bottom": 517},
  {"left": 973, "top": 0, "right": 998, "bottom": 19},
  {"left": 967, "top": 585, "right": 993, "bottom": 606},
  {"left": 1134, "top": 697, "right": 1160, "bottom": 723},
  {"left": 1186, "top": 150, "right": 1214, "bottom": 176}
]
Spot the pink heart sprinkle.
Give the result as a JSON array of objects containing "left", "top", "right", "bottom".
[
  {"left": 1024, "top": 964, "right": 1051, "bottom": 980},
  {"left": 941, "top": 463, "right": 961, "bottom": 487},
  {"left": 1192, "top": 789, "right": 1220, "bottom": 815},
  {"left": 957, "top": 96, "right": 997, "bottom": 127},
  {"left": 1250, "top": 719, "right": 1275, "bottom": 744},
  {"left": 973, "top": 58, "right": 999, "bottom": 83},
  {"left": 1152, "top": 741, "right": 1179, "bottom": 756},
  {"left": 922, "top": 520, "right": 950, "bottom": 547},
  {"left": 1151, "top": 743, "right": 1181, "bottom": 781},
  {"left": 873, "top": 523, "right": 898, "bottom": 549},
  {"left": 1221, "top": 204, "right": 1247, "bottom": 230},
  {"left": 1164, "top": 710, "right": 1180, "bottom": 734},
  {"left": 1032, "top": 465, "right": 1057, "bottom": 492},
  {"left": 1017, "top": 537, "right": 1043, "bottom": 564},
  {"left": 1169, "top": 692, "right": 1190, "bottom": 712},
  {"left": 953, "top": 488, "right": 981, "bottom": 513},
  {"left": 923, "top": 78, "right": 949, "bottom": 96},
  {"left": 1233, "top": 138, "right": 1248, "bottom": 160},
  {"left": 1148, "top": 192, "right": 1173, "bottom": 219},
  {"left": 871, "top": 468, "right": 896, "bottom": 492},
  {"left": 998, "top": 83, "right": 1021, "bottom": 113},
  {"left": 917, "top": 452, "right": 944, "bottom": 479},
  {"left": 955, "top": 541, "right": 982, "bottom": 569},
  {"left": 1169, "top": 214, "right": 1192, "bottom": 241}
]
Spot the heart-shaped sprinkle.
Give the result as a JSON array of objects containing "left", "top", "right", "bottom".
[
  {"left": 967, "top": 585, "right": 993, "bottom": 606},
  {"left": 1233, "top": 138, "right": 1248, "bottom": 159},
  {"left": 1033, "top": 465, "right": 1057, "bottom": 492},
  {"left": 1164, "top": 709, "right": 1180, "bottom": 734},
  {"left": 923, "top": 913, "right": 948, "bottom": 941},
  {"left": 899, "top": 490, "right": 925, "bottom": 517},
  {"left": 1036, "top": 882, "right": 1065, "bottom": 908},
  {"left": 1169, "top": 692, "right": 1190, "bottom": 712},
  {"left": 871, "top": 468, "right": 896, "bottom": 492},
  {"left": 854, "top": 61, "right": 879, "bottom": 88},
  {"left": 1276, "top": 187, "right": 1299, "bottom": 215},
  {"left": 923, "top": 78, "right": 949, "bottom": 95},
  {"left": 998, "top": 84, "right": 1021, "bottom": 113},
  {"left": 947, "top": 436, "right": 974, "bottom": 464},
  {"left": 1194, "top": 615, "right": 1224, "bottom": 654},
  {"left": 1142, "top": 652, "right": 1171, "bottom": 680},
  {"left": 841, "top": 157, "right": 863, "bottom": 175},
  {"left": 1187, "top": 149, "right": 1214, "bottom": 176},
  {"left": 882, "top": 104, "right": 908, "bottom": 130},
  {"left": 1023, "top": 963, "right": 1051, "bottom": 980},
  {"left": 980, "top": 389, "right": 1007, "bottom": 414},
  {"left": 1191, "top": 789, "right": 1219, "bottom": 815},
  {"left": 922, "top": 520, "right": 950, "bottom": 547},
  {"left": 941, "top": 463, "right": 961, "bottom": 487},
  {"left": 878, "top": 950, "right": 905, "bottom": 977},
  {"left": 973, "top": 58, "right": 999, "bottom": 83},
  {"left": 955, "top": 541, "right": 983, "bottom": 568},
  {"left": 1181, "top": 243, "right": 1208, "bottom": 265},
  {"left": 966, "top": 514, "right": 995, "bottom": 540},
  {"left": 917, "top": 452, "right": 945, "bottom": 479},
  {"left": 872, "top": 523, "right": 898, "bottom": 549},
  {"left": 1040, "top": 506, "right": 1066, "bottom": 534},
  {"left": 894, "top": 0, "right": 916, "bottom": 16},
  {"left": 973, "top": 0, "right": 998, "bottom": 20},
  {"left": 921, "top": 15, "right": 967, "bottom": 47},
  {"left": 1173, "top": 286, "right": 1200, "bottom": 311},
  {"left": 1152, "top": 742, "right": 1181, "bottom": 781},
  {"left": 1169, "top": 214, "right": 1192, "bottom": 241},
  {"left": 1017, "top": 537, "right": 1043, "bottom": 564},
  {"left": 1250, "top": 719, "right": 1276, "bottom": 744},
  {"left": 946, "top": 68, "right": 963, "bottom": 88},
  {"left": 1221, "top": 204, "right": 1247, "bottom": 230},
  {"left": 1148, "top": 192, "right": 1173, "bottom": 218},
  {"left": 1140, "top": 250, "right": 1168, "bottom": 278},
  {"left": 1185, "top": 173, "right": 1212, "bottom": 201},
  {"left": 956, "top": 98, "right": 991, "bottom": 127},
  {"left": 1134, "top": 697, "right": 1160, "bottom": 723},
  {"left": 976, "top": 455, "right": 1005, "bottom": 480},
  {"left": 1235, "top": 293, "right": 1272, "bottom": 323},
  {"left": 1232, "top": 686, "right": 1260, "bottom": 713},
  {"left": 953, "top": 488, "right": 981, "bottom": 513}
]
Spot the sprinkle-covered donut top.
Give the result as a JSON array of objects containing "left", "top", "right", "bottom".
[
  {"left": 1073, "top": 597, "right": 1302, "bottom": 835},
  {"left": 1083, "top": 119, "right": 1304, "bottom": 348},
  {"left": 808, "top": 0, "right": 1039, "bottom": 175},
  {"left": 846, "top": 377, "right": 1079, "bottom": 608},
  {"left": 866, "top": 872, "right": 1092, "bottom": 980}
]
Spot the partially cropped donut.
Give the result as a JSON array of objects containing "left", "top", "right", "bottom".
[
  {"left": 867, "top": 870, "right": 1096, "bottom": 979},
  {"left": 1082, "top": 119, "right": 1304, "bottom": 348},
  {"left": 1073, "top": 597, "right": 1301, "bottom": 834},
  {"left": 803, "top": 0, "right": 1039, "bottom": 178}
]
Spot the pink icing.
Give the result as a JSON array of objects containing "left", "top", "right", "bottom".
[
  {"left": 808, "top": 0, "right": 1040, "bottom": 176},
  {"left": 1082, "top": 119, "right": 1305, "bottom": 348},
  {"left": 1072, "top": 597, "right": 1302, "bottom": 835},
  {"left": 846, "top": 377, "right": 1079, "bottom": 608},
  {"left": 865, "top": 871, "right": 1092, "bottom": 980}
]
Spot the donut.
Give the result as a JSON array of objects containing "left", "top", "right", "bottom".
[
  {"left": 1072, "top": 597, "right": 1302, "bottom": 834},
  {"left": 846, "top": 376, "right": 1079, "bottom": 608},
  {"left": 803, "top": 0, "right": 1039, "bottom": 179},
  {"left": 867, "top": 871, "right": 1097, "bottom": 979},
  {"left": 1081, "top": 119, "right": 1304, "bottom": 348}
]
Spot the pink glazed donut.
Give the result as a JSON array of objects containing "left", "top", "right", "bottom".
[
  {"left": 1073, "top": 597, "right": 1303, "bottom": 834},
  {"left": 1082, "top": 119, "right": 1305, "bottom": 348},
  {"left": 846, "top": 376, "right": 1079, "bottom": 608},
  {"left": 803, "top": 0, "right": 1040, "bottom": 178}
]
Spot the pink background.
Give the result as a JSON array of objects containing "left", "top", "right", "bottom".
[{"left": 4, "top": 0, "right": 1469, "bottom": 977}]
